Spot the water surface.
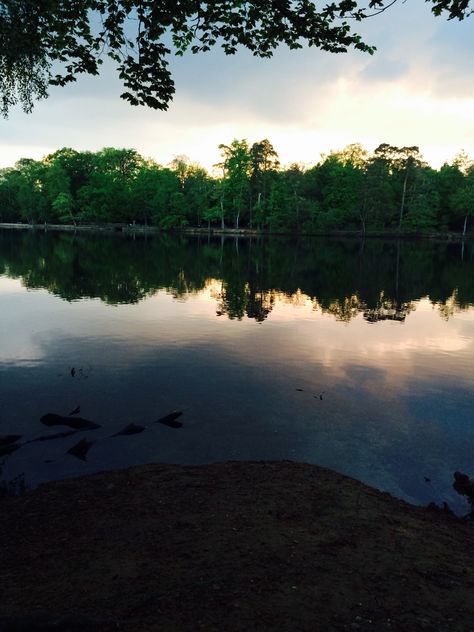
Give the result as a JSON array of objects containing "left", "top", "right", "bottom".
[{"left": 0, "top": 230, "right": 473, "bottom": 512}]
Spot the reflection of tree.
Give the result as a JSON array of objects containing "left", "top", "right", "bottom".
[
  {"left": 216, "top": 282, "right": 276, "bottom": 322},
  {"left": 284, "top": 289, "right": 311, "bottom": 308},
  {"left": 437, "top": 290, "right": 461, "bottom": 321},
  {"left": 319, "top": 292, "right": 416, "bottom": 323},
  {"left": 0, "top": 230, "right": 472, "bottom": 323},
  {"left": 217, "top": 281, "right": 249, "bottom": 320},
  {"left": 323, "top": 295, "right": 362, "bottom": 322},
  {"left": 245, "top": 289, "right": 275, "bottom": 322},
  {"left": 363, "top": 294, "right": 415, "bottom": 324}
]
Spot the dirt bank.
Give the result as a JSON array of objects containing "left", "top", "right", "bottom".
[{"left": 1, "top": 461, "right": 473, "bottom": 631}]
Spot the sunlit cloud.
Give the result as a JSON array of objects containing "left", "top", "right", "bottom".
[{"left": 0, "top": 2, "right": 472, "bottom": 170}]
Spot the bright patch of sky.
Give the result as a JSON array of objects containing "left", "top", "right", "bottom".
[{"left": 0, "top": 1, "right": 472, "bottom": 171}]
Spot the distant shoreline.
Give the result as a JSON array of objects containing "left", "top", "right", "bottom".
[{"left": 0, "top": 222, "right": 471, "bottom": 241}]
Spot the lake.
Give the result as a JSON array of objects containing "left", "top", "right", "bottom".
[{"left": 0, "top": 229, "right": 473, "bottom": 513}]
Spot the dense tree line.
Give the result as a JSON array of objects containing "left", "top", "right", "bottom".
[{"left": 0, "top": 142, "right": 473, "bottom": 235}]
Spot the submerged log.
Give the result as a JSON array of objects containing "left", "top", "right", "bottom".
[
  {"left": 453, "top": 471, "right": 474, "bottom": 511},
  {"left": 40, "top": 413, "right": 100, "bottom": 430},
  {"left": 67, "top": 438, "right": 96, "bottom": 461},
  {"left": 112, "top": 423, "right": 146, "bottom": 437},
  {"left": 156, "top": 410, "right": 183, "bottom": 428},
  {"left": 0, "top": 435, "right": 22, "bottom": 447},
  {"left": 0, "top": 443, "right": 20, "bottom": 457}
]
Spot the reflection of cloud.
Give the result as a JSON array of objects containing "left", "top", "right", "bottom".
[
  {"left": 371, "top": 335, "right": 468, "bottom": 355},
  {"left": 1, "top": 278, "right": 473, "bottom": 511},
  {"left": 247, "top": 297, "right": 474, "bottom": 393},
  {"left": 0, "top": 276, "right": 24, "bottom": 294}
]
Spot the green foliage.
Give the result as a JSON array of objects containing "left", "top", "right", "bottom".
[
  {"left": 450, "top": 166, "right": 474, "bottom": 235},
  {"left": 314, "top": 154, "right": 363, "bottom": 230},
  {"left": 403, "top": 169, "right": 440, "bottom": 233},
  {"left": 0, "top": 141, "right": 473, "bottom": 235},
  {"left": 217, "top": 139, "right": 252, "bottom": 229},
  {"left": 52, "top": 191, "right": 75, "bottom": 224},
  {"left": 0, "top": 1, "right": 470, "bottom": 116}
]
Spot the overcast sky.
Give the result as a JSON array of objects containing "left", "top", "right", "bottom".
[{"left": 1, "top": 1, "right": 473, "bottom": 171}]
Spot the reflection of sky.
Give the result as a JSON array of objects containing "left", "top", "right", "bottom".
[{"left": 1, "top": 277, "right": 473, "bottom": 513}]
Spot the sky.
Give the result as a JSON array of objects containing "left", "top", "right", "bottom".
[{"left": 0, "top": 1, "right": 473, "bottom": 172}]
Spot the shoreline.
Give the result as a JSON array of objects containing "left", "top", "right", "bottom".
[
  {"left": 1, "top": 460, "right": 473, "bottom": 631},
  {"left": 0, "top": 222, "right": 471, "bottom": 242}
]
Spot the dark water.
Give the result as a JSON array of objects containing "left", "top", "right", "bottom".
[{"left": 0, "top": 229, "right": 473, "bottom": 512}]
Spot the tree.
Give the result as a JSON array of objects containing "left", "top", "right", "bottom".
[
  {"left": 360, "top": 150, "right": 397, "bottom": 230},
  {"left": 373, "top": 144, "right": 425, "bottom": 230},
  {"left": 1, "top": 0, "right": 470, "bottom": 117},
  {"left": 302, "top": 149, "right": 365, "bottom": 231},
  {"left": 217, "top": 140, "right": 252, "bottom": 229},
  {"left": 250, "top": 139, "right": 280, "bottom": 229},
  {"left": 11, "top": 158, "right": 49, "bottom": 223},
  {"left": 436, "top": 162, "right": 464, "bottom": 230},
  {"left": 326, "top": 144, "right": 367, "bottom": 232},
  {"left": 0, "top": 167, "right": 21, "bottom": 221},
  {"left": 183, "top": 165, "right": 212, "bottom": 228},
  {"left": 43, "top": 161, "right": 75, "bottom": 224},
  {"left": 74, "top": 149, "right": 143, "bottom": 223},
  {"left": 450, "top": 166, "right": 474, "bottom": 237},
  {"left": 403, "top": 168, "right": 440, "bottom": 233},
  {"left": 130, "top": 162, "right": 165, "bottom": 226}
]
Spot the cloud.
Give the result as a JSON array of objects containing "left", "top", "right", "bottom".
[
  {"left": 0, "top": 4, "right": 473, "bottom": 170},
  {"left": 360, "top": 57, "right": 409, "bottom": 82}
]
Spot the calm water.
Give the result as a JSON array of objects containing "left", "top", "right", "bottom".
[{"left": 0, "top": 229, "right": 473, "bottom": 512}]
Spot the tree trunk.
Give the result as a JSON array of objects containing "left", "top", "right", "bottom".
[
  {"left": 463, "top": 214, "right": 468, "bottom": 237},
  {"left": 294, "top": 190, "right": 299, "bottom": 231},
  {"left": 360, "top": 191, "right": 368, "bottom": 234},
  {"left": 220, "top": 197, "right": 225, "bottom": 230},
  {"left": 256, "top": 192, "right": 262, "bottom": 230},
  {"left": 398, "top": 172, "right": 408, "bottom": 231}
]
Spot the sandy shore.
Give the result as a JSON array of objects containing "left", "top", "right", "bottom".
[{"left": 1, "top": 460, "right": 473, "bottom": 631}]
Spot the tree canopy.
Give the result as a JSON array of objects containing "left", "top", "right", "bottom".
[
  {"left": 1, "top": 140, "right": 473, "bottom": 236},
  {"left": 0, "top": 0, "right": 471, "bottom": 116}
]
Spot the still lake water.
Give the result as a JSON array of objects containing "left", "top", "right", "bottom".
[{"left": 0, "top": 229, "right": 473, "bottom": 512}]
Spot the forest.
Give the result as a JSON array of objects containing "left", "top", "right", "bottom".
[{"left": 0, "top": 141, "right": 473, "bottom": 235}]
